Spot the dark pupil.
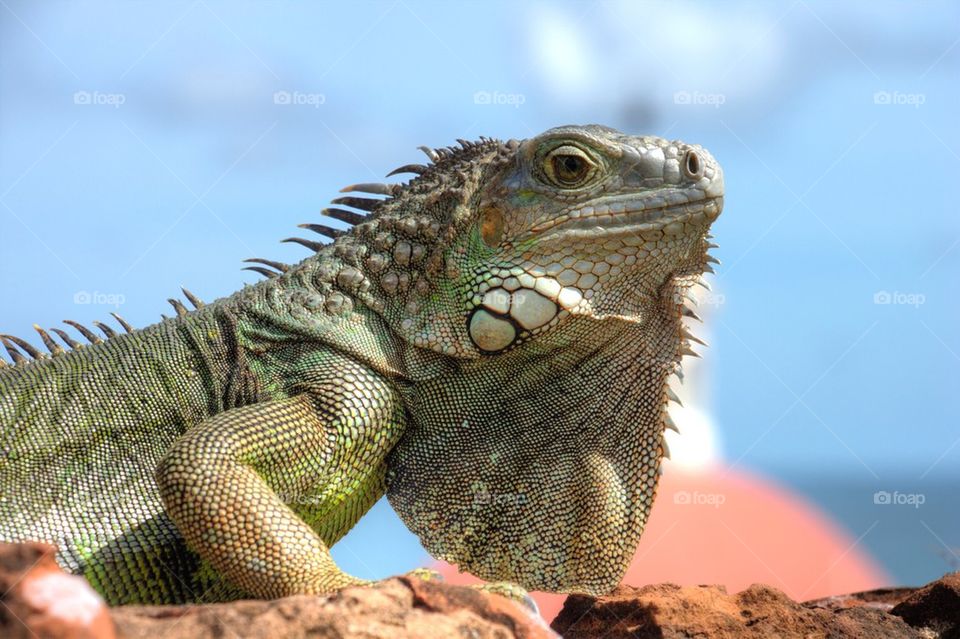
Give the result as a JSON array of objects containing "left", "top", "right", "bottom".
[{"left": 555, "top": 155, "right": 584, "bottom": 182}]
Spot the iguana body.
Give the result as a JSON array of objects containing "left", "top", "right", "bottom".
[{"left": 0, "top": 125, "right": 724, "bottom": 605}]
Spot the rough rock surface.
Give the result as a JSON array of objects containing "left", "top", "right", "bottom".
[
  {"left": 0, "top": 542, "right": 553, "bottom": 639},
  {"left": 120, "top": 577, "right": 555, "bottom": 639},
  {"left": 892, "top": 572, "right": 960, "bottom": 638},
  {"left": 4, "top": 543, "right": 960, "bottom": 638},
  {"left": 551, "top": 575, "right": 960, "bottom": 639},
  {"left": 111, "top": 576, "right": 555, "bottom": 639},
  {"left": 806, "top": 586, "right": 916, "bottom": 612},
  {"left": 0, "top": 542, "right": 115, "bottom": 639}
]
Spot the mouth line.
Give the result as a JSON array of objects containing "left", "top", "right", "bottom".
[{"left": 531, "top": 195, "right": 723, "bottom": 238}]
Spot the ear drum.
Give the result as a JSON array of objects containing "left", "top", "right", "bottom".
[{"left": 480, "top": 207, "right": 505, "bottom": 247}]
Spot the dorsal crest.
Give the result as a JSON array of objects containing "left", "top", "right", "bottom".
[{"left": 0, "top": 289, "right": 205, "bottom": 367}]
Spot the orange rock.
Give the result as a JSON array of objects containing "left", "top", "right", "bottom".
[
  {"left": 551, "top": 581, "right": 921, "bottom": 638},
  {"left": 0, "top": 542, "right": 114, "bottom": 639},
  {"left": 892, "top": 571, "right": 960, "bottom": 635},
  {"left": 111, "top": 576, "right": 556, "bottom": 639}
]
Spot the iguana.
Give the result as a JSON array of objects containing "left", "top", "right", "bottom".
[{"left": 0, "top": 125, "right": 724, "bottom": 605}]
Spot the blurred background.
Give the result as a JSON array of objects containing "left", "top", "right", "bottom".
[{"left": 1, "top": 0, "right": 957, "bottom": 612}]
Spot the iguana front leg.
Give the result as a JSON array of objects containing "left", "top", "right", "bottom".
[{"left": 156, "top": 366, "right": 404, "bottom": 599}]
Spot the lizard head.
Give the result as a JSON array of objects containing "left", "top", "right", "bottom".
[
  {"left": 464, "top": 124, "right": 723, "bottom": 353},
  {"left": 361, "top": 124, "right": 723, "bottom": 358}
]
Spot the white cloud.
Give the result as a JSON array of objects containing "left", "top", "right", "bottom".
[
  {"left": 528, "top": 5, "right": 601, "bottom": 99},
  {"left": 523, "top": 0, "right": 956, "bottom": 121}
]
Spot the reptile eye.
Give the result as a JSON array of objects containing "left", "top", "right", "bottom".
[
  {"left": 683, "top": 150, "right": 703, "bottom": 179},
  {"left": 542, "top": 145, "right": 596, "bottom": 188},
  {"left": 554, "top": 155, "right": 586, "bottom": 183}
]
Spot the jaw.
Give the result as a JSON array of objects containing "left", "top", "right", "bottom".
[
  {"left": 531, "top": 193, "right": 723, "bottom": 238},
  {"left": 526, "top": 197, "right": 722, "bottom": 324}
]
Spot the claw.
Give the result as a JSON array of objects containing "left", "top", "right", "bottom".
[
  {"left": 471, "top": 582, "right": 539, "bottom": 615},
  {"left": 404, "top": 567, "right": 444, "bottom": 583}
]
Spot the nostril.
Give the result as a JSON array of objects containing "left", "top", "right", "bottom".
[{"left": 683, "top": 150, "right": 702, "bottom": 179}]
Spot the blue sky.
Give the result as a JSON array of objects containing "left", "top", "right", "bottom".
[{"left": 1, "top": 1, "right": 957, "bottom": 585}]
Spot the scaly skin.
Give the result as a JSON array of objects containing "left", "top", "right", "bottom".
[{"left": 0, "top": 125, "right": 723, "bottom": 604}]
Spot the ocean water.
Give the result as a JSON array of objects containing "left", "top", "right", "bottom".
[{"left": 781, "top": 470, "right": 959, "bottom": 588}]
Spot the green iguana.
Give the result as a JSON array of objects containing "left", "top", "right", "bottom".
[{"left": 0, "top": 125, "right": 724, "bottom": 605}]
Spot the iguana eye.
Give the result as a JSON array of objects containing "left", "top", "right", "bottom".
[{"left": 542, "top": 146, "right": 596, "bottom": 188}]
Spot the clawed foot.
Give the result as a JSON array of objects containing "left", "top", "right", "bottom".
[
  {"left": 401, "top": 571, "right": 538, "bottom": 616},
  {"left": 471, "top": 582, "right": 539, "bottom": 615},
  {"left": 404, "top": 567, "right": 445, "bottom": 583}
]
